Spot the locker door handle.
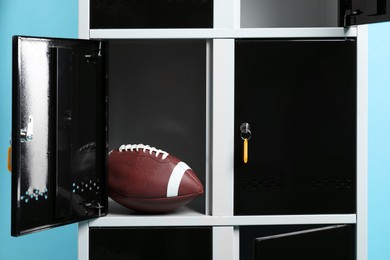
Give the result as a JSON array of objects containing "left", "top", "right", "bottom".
[{"left": 20, "top": 115, "right": 33, "bottom": 142}]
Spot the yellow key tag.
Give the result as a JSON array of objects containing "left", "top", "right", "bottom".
[
  {"left": 243, "top": 138, "right": 248, "bottom": 164},
  {"left": 240, "top": 122, "right": 251, "bottom": 164}
]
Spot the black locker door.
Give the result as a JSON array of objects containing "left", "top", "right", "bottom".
[
  {"left": 234, "top": 39, "right": 357, "bottom": 215},
  {"left": 253, "top": 225, "right": 355, "bottom": 260},
  {"left": 11, "top": 36, "right": 108, "bottom": 236},
  {"left": 89, "top": 227, "right": 212, "bottom": 260},
  {"left": 89, "top": 0, "right": 213, "bottom": 29},
  {"left": 341, "top": 0, "right": 390, "bottom": 25}
]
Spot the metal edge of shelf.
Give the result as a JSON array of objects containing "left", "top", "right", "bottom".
[
  {"left": 87, "top": 213, "right": 357, "bottom": 227},
  {"left": 89, "top": 27, "right": 357, "bottom": 40}
]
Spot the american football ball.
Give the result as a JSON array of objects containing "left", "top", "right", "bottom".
[{"left": 108, "top": 144, "right": 204, "bottom": 213}]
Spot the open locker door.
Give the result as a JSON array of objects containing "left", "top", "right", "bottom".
[
  {"left": 342, "top": 0, "right": 390, "bottom": 25},
  {"left": 11, "top": 36, "right": 108, "bottom": 236}
]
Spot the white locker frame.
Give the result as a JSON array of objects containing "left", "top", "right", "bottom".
[{"left": 77, "top": 0, "right": 368, "bottom": 259}]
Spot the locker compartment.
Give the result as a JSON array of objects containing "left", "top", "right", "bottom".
[
  {"left": 241, "top": 0, "right": 339, "bottom": 28},
  {"left": 90, "top": 0, "right": 213, "bottom": 29},
  {"left": 240, "top": 225, "right": 355, "bottom": 260},
  {"left": 108, "top": 40, "right": 207, "bottom": 214},
  {"left": 234, "top": 39, "right": 357, "bottom": 215},
  {"left": 89, "top": 227, "right": 212, "bottom": 260}
]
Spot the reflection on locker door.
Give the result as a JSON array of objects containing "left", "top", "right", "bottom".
[
  {"left": 234, "top": 39, "right": 357, "bottom": 215},
  {"left": 254, "top": 225, "right": 355, "bottom": 260}
]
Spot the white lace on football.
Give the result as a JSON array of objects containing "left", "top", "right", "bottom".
[{"left": 118, "top": 144, "right": 169, "bottom": 160}]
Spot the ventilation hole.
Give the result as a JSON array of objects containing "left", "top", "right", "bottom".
[
  {"left": 312, "top": 178, "right": 353, "bottom": 190},
  {"left": 241, "top": 176, "right": 281, "bottom": 190}
]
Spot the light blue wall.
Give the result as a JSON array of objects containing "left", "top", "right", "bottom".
[
  {"left": 0, "top": 1, "right": 389, "bottom": 259},
  {"left": 368, "top": 22, "right": 390, "bottom": 260},
  {"left": 0, "top": 0, "right": 78, "bottom": 259}
]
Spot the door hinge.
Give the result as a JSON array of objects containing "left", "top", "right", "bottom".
[
  {"left": 344, "top": 9, "right": 363, "bottom": 27},
  {"left": 84, "top": 41, "right": 103, "bottom": 62},
  {"left": 84, "top": 201, "right": 105, "bottom": 216},
  {"left": 20, "top": 115, "right": 33, "bottom": 142},
  {"left": 98, "top": 41, "right": 102, "bottom": 57}
]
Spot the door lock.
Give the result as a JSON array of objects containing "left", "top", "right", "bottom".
[{"left": 240, "top": 123, "right": 251, "bottom": 164}]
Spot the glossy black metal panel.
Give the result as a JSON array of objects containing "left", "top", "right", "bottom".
[
  {"left": 89, "top": 227, "right": 212, "bottom": 260},
  {"left": 341, "top": 0, "right": 390, "bottom": 25},
  {"left": 90, "top": 0, "right": 213, "bottom": 29},
  {"left": 240, "top": 225, "right": 355, "bottom": 260},
  {"left": 12, "top": 36, "right": 108, "bottom": 236},
  {"left": 234, "top": 39, "right": 356, "bottom": 215}
]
